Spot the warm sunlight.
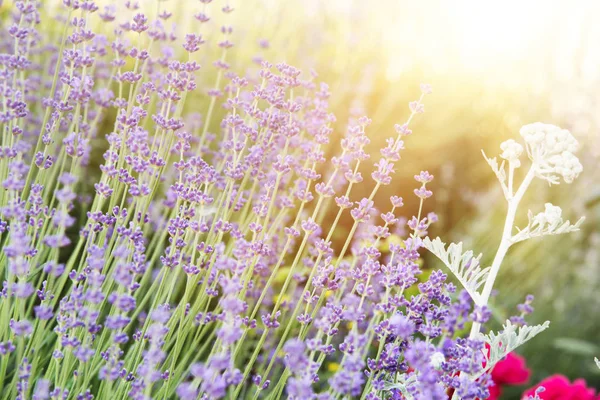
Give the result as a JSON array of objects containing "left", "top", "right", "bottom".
[{"left": 383, "top": 0, "right": 600, "bottom": 86}]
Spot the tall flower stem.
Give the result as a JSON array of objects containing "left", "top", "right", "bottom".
[{"left": 469, "top": 165, "right": 535, "bottom": 339}]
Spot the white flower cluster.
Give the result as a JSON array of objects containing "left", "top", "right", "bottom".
[
  {"left": 535, "top": 203, "right": 563, "bottom": 226},
  {"left": 499, "top": 139, "right": 524, "bottom": 167},
  {"left": 511, "top": 202, "right": 584, "bottom": 243},
  {"left": 519, "top": 122, "right": 583, "bottom": 184}
]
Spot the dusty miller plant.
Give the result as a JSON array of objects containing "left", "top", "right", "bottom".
[{"left": 424, "top": 122, "right": 584, "bottom": 397}]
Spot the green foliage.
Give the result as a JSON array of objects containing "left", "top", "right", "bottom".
[
  {"left": 480, "top": 320, "right": 550, "bottom": 369},
  {"left": 422, "top": 237, "right": 488, "bottom": 305}
]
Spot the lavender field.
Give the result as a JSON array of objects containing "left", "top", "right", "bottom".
[{"left": 0, "top": 1, "right": 598, "bottom": 399}]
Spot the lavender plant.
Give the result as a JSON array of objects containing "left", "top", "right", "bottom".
[{"left": 0, "top": 1, "right": 585, "bottom": 400}]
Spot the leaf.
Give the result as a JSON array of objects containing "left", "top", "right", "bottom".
[
  {"left": 482, "top": 150, "right": 510, "bottom": 199},
  {"left": 383, "top": 374, "right": 416, "bottom": 399},
  {"left": 482, "top": 151, "right": 506, "bottom": 183},
  {"left": 553, "top": 338, "right": 599, "bottom": 356},
  {"left": 480, "top": 320, "right": 550, "bottom": 368},
  {"left": 512, "top": 213, "right": 585, "bottom": 243},
  {"left": 422, "top": 237, "right": 488, "bottom": 305}
]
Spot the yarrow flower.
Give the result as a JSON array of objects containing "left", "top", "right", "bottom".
[
  {"left": 500, "top": 139, "right": 524, "bottom": 167},
  {"left": 519, "top": 122, "right": 583, "bottom": 184}
]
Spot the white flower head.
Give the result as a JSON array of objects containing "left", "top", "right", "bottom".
[
  {"left": 499, "top": 139, "right": 524, "bottom": 167},
  {"left": 519, "top": 123, "right": 582, "bottom": 184},
  {"left": 532, "top": 203, "right": 562, "bottom": 228},
  {"left": 543, "top": 203, "right": 562, "bottom": 226},
  {"left": 429, "top": 351, "right": 445, "bottom": 370},
  {"left": 513, "top": 202, "right": 583, "bottom": 243}
]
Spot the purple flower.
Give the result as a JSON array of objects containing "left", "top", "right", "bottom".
[
  {"left": 0, "top": 341, "right": 16, "bottom": 356},
  {"left": 470, "top": 305, "right": 492, "bottom": 324},
  {"left": 414, "top": 186, "right": 433, "bottom": 199},
  {"left": 150, "top": 304, "right": 171, "bottom": 324},
  {"left": 415, "top": 171, "right": 434, "bottom": 183},
  {"left": 34, "top": 305, "right": 54, "bottom": 320},
  {"left": 330, "top": 354, "right": 365, "bottom": 396},
  {"left": 390, "top": 195, "right": 404, "bottom": 208},
  {"left": 33, "top": 379, "right": 50, "bottom": 400},
  {"left": 388, "top": 314, "right": 416, "bottom": 338},
  {"left": 10, "top": 319, "right": 33, "bottom": 336},
  {"left": 176, "top": 382, "right": 197, "bottom": 399},
  {"left": 283, "top": 339, "right": 308, "bottom": 373},
  {"left": 351, "top": 198, "right": 375, "bottom": 222}
]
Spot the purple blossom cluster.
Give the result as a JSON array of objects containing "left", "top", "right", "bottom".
[{"left": 0, "top": 1, "right": 536, "bottom": 400}]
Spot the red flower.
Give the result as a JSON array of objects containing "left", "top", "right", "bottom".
[
  {"left": 492, "top": 352, "right": 531, "bottom": 385},
  {"left": 488, "top": 383, "right": 502, "bottom": 400},
  {"left": 522, "top": 375, "right": 599, "bottom": 400},
  {"left": 487, "top": 352, "right": 531, "bottom": 400}
]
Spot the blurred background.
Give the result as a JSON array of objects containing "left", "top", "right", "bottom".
[{"left": 23, "top": 0, "right": 600, "bottom": 397}]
